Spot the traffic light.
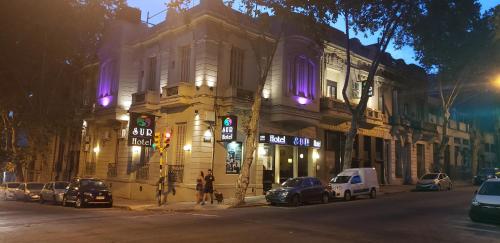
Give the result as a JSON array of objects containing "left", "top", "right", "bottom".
[
  {"left": 153, "top": 132, "right": 161, "bottom": 150},
  {"left": 164, "top": 130, "right": 172, "bottom": 149}
]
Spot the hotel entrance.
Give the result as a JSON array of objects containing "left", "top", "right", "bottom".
[{"left": 258, "top": 134, "right": 321, "bottom": 191}]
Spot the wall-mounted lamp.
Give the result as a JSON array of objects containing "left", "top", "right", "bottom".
[
  {"left": 203, "top": 129, "right": 212, "bottom": 142},
  {"left": 313, "top": 150, "right": 320, "bottom": 160},
  {"left": 183, "top": 144, "right": 192, "bottom": 151},
  {"left": 287, "top": 158, "right": 293, "bottom": 164},
  {"left": 93, "top": 145, "right": 100, "bottom": 154}
]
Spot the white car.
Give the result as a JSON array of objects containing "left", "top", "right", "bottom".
[
  {"left": 329, "top": 168, "right": 379, "bottom": 201},
  {"left": 469, "top": 178, "right": 500, "bottom": 224},
  {"left": 1, "top": 182, "right": 21, "bottom": 200}
]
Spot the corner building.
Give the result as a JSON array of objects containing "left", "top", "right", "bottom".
[{"left": 80, "top": 0, "right": 441, "bottom": 202}]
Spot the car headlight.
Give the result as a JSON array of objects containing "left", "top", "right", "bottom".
[
  {"left": 471, "top": 198, "right": 480, "bottom": 207},
  {"left": 280, "top": 191, "right": 289, "bottom": 197}
]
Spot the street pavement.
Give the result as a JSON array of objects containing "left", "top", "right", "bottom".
[{"left": 0, "top": 186, "right": 499, "bottom": 243}]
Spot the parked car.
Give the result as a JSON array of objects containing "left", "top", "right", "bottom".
[
  {"left": 265, "top": 177, "right": 329, "bottom": 206},
  {"left": 329, "top": 168, "right": 379, "bottom": 201},
  {"left": 469, "top": 178, "right": 500, "bottom": 224},
  {"left": 15, "top": 182, "right": 45, "bottom": 201},
  {"left": 416, "top": 173, "right": 452, "bottom": 191},
  {"left": 1, "top": 182, "right": 20, "bottom": 200},
  {"left": 62, "top": 178, "right": 113, "bottom": 208},
  {"left": 40, "top": 181, "right": 69, "bottom": 204},
  {"left": 473, "top": 168, "right": 499, "bottom": 186}
]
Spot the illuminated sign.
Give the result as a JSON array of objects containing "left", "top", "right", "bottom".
[
  {"left": 221, "top": 116, "right": 237, "bottom": 141},
  {"left": 259, "top": 133, "right": 321, "bottom": 148},
  {"left": 128, "top": 113, "right": 156, "bottom": 147}
]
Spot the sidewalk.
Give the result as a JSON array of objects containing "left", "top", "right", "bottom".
[{"left": 113, "top": 195, "right": 267, "bottom": 212}]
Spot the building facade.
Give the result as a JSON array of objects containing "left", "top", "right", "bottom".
[{"left": 77, "top": 0, "right": 495, "bottom": 202}]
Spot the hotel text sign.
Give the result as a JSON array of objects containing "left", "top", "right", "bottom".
[
  {"left": 221, "top": 116, "right": 237, "bottom": 141},
  {"left": 259, "top": 133, "right": 321, "bottom": 148},
  {"left": 128, "top": 113, "right": 156, "bottom": 147}
]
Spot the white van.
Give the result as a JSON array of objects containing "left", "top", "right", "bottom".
[{"left": 329, "top": 168, "right": 379, "bottom": 201}]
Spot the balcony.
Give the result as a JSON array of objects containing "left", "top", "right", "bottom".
[
  {"left": 361, "top": 108, "right": 385, "bottom": 128},
  {"left": 131, "top": 90, "right": 160, "bottom": 111},
  {"left": 135, "top": 164, "right": 150, "bottom": 181},
  {"left": 161, "top": 82, "right": 195, "bottom": 109},
  {"left": 168, "top": 164, "right": 184, "bottom": 183},
  {"left": 320, "top": 98, "right": 352, "bottom": 124}
]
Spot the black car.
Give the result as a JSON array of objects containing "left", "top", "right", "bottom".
[
  {"left": 62, "top": 178, "right": 113, "bottom": 208},
  {"left": 265, "top": 177, "right": 329, "bottom": 206},
  {"left": 473, "top": 168, "right": 499, "bottom": 186}
]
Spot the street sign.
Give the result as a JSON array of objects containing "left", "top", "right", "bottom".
[
  {"left": 128, "top": 113, "right": 156, "bottom": 147},
  {"left": 221, "top": 116, "right": 237, "bottom": 141}
]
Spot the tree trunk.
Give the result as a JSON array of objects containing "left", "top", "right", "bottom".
[
  {"left": 470, "top": 129, "right": 481, "bottom": 176},
  {"left": 437, "top": 114, "right": 450, "bottom": 173},
  {"left": 342, "top": 115, "right": 359, "bottom": 170},
  {"left": 233, "top": 82, "right": 265, "bottom": 206}
]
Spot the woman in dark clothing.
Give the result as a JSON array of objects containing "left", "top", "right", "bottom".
[{"left": 196, "top": 171, "right": 204, "bottom": 204}]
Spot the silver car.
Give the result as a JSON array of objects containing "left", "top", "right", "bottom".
[
  {"left": 1, "top": 182, "right": 20, "bottom": 200},
  {"left": 40, "top": 181, "right": 69, "bottom": 204},
  {"left": 416, "top": 173, "right": 453, "bottom": 191},
  {"left": 15, "top": 182, "right": 45, "bottom": 201}
]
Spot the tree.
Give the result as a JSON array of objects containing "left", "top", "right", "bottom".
[
  {"left": 0, "top": 0, "right": 124, "bottom": 180},
  {"left": 410, "top": 1, "right": 498, "bottom": 173}
]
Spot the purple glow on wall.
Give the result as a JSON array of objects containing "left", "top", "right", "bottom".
[
  {"left": 100, "top": 96, "right": 112, "bottom": 107},
  {"left": 289, "top": 55, "right": 316, "bottom": 100},
  {"left": 97, "top": 60, "right": 115, "bottom": 107},
  {"left": 296, "top": 96, "right": 309, "bottom": 105}
]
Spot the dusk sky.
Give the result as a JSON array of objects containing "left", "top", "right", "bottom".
[{"left": 127, "top": 0, "right": 500, "bottom": 65}]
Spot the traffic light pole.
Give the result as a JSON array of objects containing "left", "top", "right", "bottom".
[{"left": 158, "top": 148, "right": 164, "bottom": 206}]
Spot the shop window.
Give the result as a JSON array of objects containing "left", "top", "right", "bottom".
[
  {"left": 298, "top": 147, "right": 309, "bottom": 177},
  {"left": 226, "top": 142, "right": 242, "bottom": 174},
  {"left": 230, "top": 46, "right": 244, "bottom": 87},
  {"left": 279, "top": 146, "right": 294, "bottom": 183},
  {"left": 289, "top": 55, "right": 315, "bottom": 99},
  {"left": 326, "top": 80, "right": 337, "bottom": 99},
  {"left": 175, "top": 123, "right": 187, "bottom": 165},
  {"left": 180, "top": 45, "right": 191, "bottom": 82}
]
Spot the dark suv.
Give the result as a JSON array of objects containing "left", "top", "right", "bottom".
[
  {"left": 62, "top": 178, "right": 113, "bottom": 208},
  {"left": 266, "top": 177, "right": 329, "bottom": 206}
]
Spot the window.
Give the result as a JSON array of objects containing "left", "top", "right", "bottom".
[
  {"left": 289, "top": 55, "right": 315, "bottom": 99},
  {"left": 351, "top": 175, "right": 362, "bottom": 184},
  {"left": 230, "top": 47, "right": 244, "bottom": 87},
  {"left": 463, "top": 139, "right": 469, "bottom": 145},
  {"left": 180, "top": 45, "right": 191, "bottom": 82},
  {"left": 139, "top": 147, "right": 152, "bottom": 165},
  {"left": 454, "top": 138, "right": 461, "bottom": 145},
  {"left": 326, "top": 80, "right": 337, "bottom": 99},
  {"left": 352, "top": 81, "right": 361, "bottom": 99},
  {"left": 378, "top": 87, "right": 384, "bottom": 112},
  {"left": 175, "top": 123, "right": 187, "bottom": 165},
  {"left": 147, "top": 57, "right": 157, "bottom": 91}
]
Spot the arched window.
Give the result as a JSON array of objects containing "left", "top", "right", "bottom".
[{"left": 289, "top": 55, "right": 315, "bottom": 99}]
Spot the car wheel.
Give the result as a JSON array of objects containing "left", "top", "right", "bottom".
[
  {"left": 75, "top": 197, "right": 84, "bottom": 208},
  {"left": 370, "top": 188, "right": 377, "bottom": 199},
  {"left": 39, "top": 196, "right": 44, "bottom": 204},
  {"left": 344, "top": 191, "right": 352, "bottom": 201},
  {"left": 291, "top": 195, "right": 300, "bottom": 207},
  {"left": 322, "top": 193, "right": 329, "bottom": 204},
  {"left": 448, "top": 184, "right": 453, "bottom": 191}
]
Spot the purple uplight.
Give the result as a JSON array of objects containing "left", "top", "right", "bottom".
[
  {"left": 100, "top": 96, "right": 112, "bottom": 107},
  {"left": 296, "top": 96, "right": 309, "bottom": 105}
]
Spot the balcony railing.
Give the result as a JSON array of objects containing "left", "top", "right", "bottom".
[
  {"left": 132, "top": 90, "right": 160, "bottom": 106},
  {"left": 135, "top": 164, "right": 149, "bottom": 181},
  {"left": 161, "top": 82, "right": 195, "bottom": 108},
  {"left": 168, "top": 164, "right": 184, "bottom": 183},
  {"left": 85, "top": 162, "right": 96, "bottom": 176},
  {"left": 107, "top": 163, "right": 117, "bottom": 178}
]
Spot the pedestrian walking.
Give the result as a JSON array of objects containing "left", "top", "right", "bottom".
[
  {"left": 203, "top": 169, "right": 215, "bottom": 204},
  {"left": 196, "top": 171, "right": 204, "bottom": 204}
]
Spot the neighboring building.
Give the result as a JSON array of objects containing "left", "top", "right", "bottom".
[{"left": 79, "top": 0, "right": 493, "bottom": 202}]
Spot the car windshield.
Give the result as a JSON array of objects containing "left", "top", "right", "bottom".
[
  {"left": 27, "top": 183, "right": 44, "bottom": 190},
  {"left": 55, "top": 182, "right": 69, "bottom": 189},
  {"left": 7, "top": 183, "right": 20, "bottom": 188},
  {"left": 80, "top": 179, "right": 108, "bottom": 189},
  {"left": 478, "top": 182, "right": 500, "bottom": 196},
  {"left": 421, "top": 174, "right": 439, "bottom": 180},
  {"left": 282, "top": 178, "right": 302, "bottom": 187},
  {"left": 331, "top": 176, "right": 351, "bottom": 184}
]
